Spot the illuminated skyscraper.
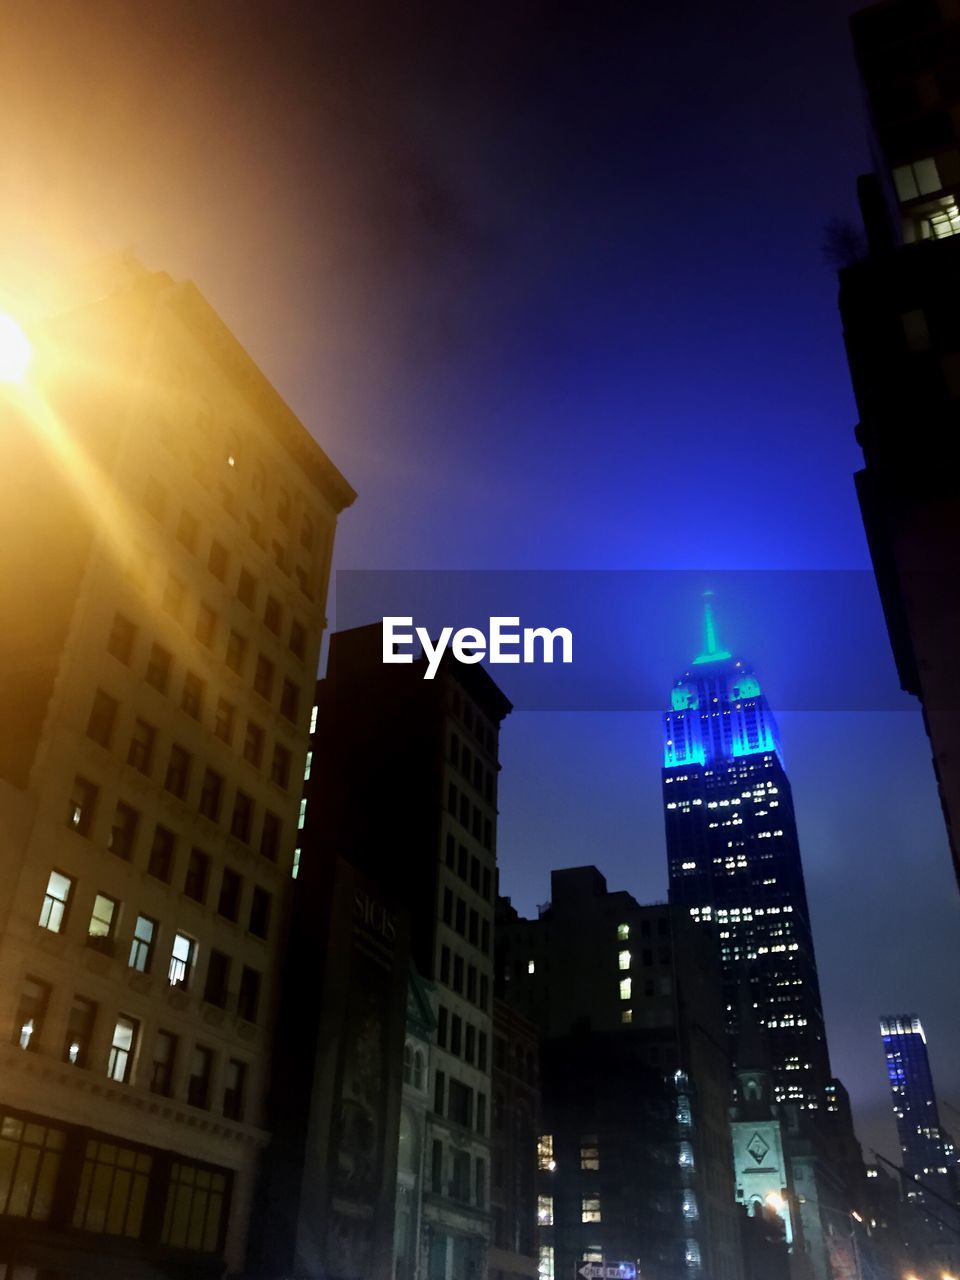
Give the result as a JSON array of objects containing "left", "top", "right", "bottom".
[
  {"left": 663, "top": 599, "right": 831, "bottom": 1111},
  {"left": 880, "top": 1016, "right": 959, "bottom": 1207}
]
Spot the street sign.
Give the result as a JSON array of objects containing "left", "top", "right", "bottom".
[{"left": 576, "top": 1265, "right": 638, "bottom": 1280}]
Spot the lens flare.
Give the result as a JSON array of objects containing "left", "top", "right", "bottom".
[{"left": 0, "top": 313, "right": 32, "bottom": 383}]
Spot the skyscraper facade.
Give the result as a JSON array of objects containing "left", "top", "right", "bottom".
[
  {"left": 663, "top": 601, "right": 831, "bottom": 1113},
  {"left": 839, "top": 0, "right": 960, "bottom": 893},
  {"left": 0, "top": 264, "right": 354, "bottom": 1276},
  {"left": 880, "top": 1016, "right": 959, "bottom": 1208}
]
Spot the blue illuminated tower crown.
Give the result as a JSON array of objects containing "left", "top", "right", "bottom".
[{"left": 663, "top": 595, "right": 783, "bottom": 769}]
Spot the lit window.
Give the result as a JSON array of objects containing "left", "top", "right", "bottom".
[
  {"left": 169, "top": 932, "right": 195, "bottom": 987},
  {"left": 892, "top": 156, "right": 941, "bottom": 202},
  {"left": 537, "top": 1194, "right": 554, "bottom": 1225},
  {"left": 621, "top": 1009, "right": 633, "bottom": 1025},
  {"left": 128, "top": 915, "right": 156, "bottom": 973},
  {"left": 619, "top": 978, "right": 631, "bottom": 1001},
  {"left": 537, "top": 1134, "right": 556, "bottom": 1172},
  {"left": 107, "top": 1016, "right": 138, "bottom": 1083},
  {"left": 292, "top": 847, "right": 301, "bottom": 879},
  {"left": 618, "top": 949, "right": 631, "bottom": 971},
  {"left": 580, "top": 1137, "right": 599, "bottom": 1170},
  {"left": 527, "top": 960, "right": 536, "bottom": 974},
  {"left": 39, "top": 871, "right": 73, "bottom": 933},
  {"left": 581, "top": 1196, "right": 601, "bottom": 1223},
  {"left": 538, "top": 1246, "right": 555, "bottom": 1280},
  {"left": 617, "top": 923, "right": 629, "bottom": 941}
]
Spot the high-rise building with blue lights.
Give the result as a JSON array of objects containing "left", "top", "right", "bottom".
[
  {"left": 880, "top": 1016, "right": 960, "bottom": 1210},
  {"left": 663, "top": 599, "right": 832, "bottom": 1112}
]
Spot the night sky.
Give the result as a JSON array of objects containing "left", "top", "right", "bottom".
[{"left": 3, "top": 0, "right": 959, "bottom": 1161}]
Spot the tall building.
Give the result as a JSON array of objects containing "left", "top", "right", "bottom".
[
  {"left": 838, "top": 0, "right": 960, "bottom": 892},
  {"left": 498, "top": 866, "right": 745, "bottom": 1280},
  {"left": 663, "top": 599, "right": 831, "bottom": 1111},
  {"left": 885, "top": 1013, "right": 957, "bottom": 1223},
  {"left": 0, "top": 263, "right": 354, "bottom": 1276},
  {"left": 260, "top": 623, "right": 511, "bottom": 1280},
  {"left": 488, "top": 999, "right": 539, "bottom": 1280}
]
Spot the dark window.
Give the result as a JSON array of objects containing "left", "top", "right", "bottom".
[
  {"left": 198, "top": 768, "right": 224, "bottom": 822},
  {"left": 127, "top": 717, "right": 156, "bottom": 774},
  {"left": 299, "top": 514, "right": 314, "bottom": 550},
  {"left": 482, "top": 867, "right": 492, "bottom": 901},
  {"left": 470, "top": 857, "right": 480, "bottom": 892},
  {"left": 260, "top": 811, "right": 281, "bottom": 861},
  {"left": 264, "top": 595, "right": 282, "bottom": 635},
  {"left": 445, "top": 834, "right": 455, "bottom": 868},
  {"left": 279, "top": 678, "right": 299, "bottom": 723},
  {"left": 277, "top": 488, "right": 291, "bottom": 524},
  {"left": 223, "top": 1059, "right": 247, "bottom": 1121},
  {"left": 448, "top": 1079, "right": 473, "bottom": 1128},
  {"left": 437, "top": 1007, "right": 448, "bottom": 1048},
  {"left": 468, "top": 909, "right": 479, "bottom": 947},
  {"left": 108, "top": 801, "right": 139, "bottom": 861},
  {"left": 218, "top": 868, "right": 242, "bottom": 921},
  {"left": 195, "top": 602, "right": 217, "bottom": 648},
  {"left": 184, "top": 849, "right": 210, "bottom": 903},
  {"left": 272, "top": 540, "right": 288, "bottom": 572},
  {"left": 148, "top": 825, "right": 176, "bottom": 883},
  {"left": 225, "top": 630, "right": 247, "bottom": 676},
  {"left": 164, "top": 744, "right": 191, "bottom": 800},
  {"left": 162, "top": 573, "right": 185, "bottom": 620},
  {"left": 465, "top": 1024, "right": 476, "bottom": 1064},
  {"left": 145, "top": 642, "right": 171, "bottom": 693},
  {"left": 203, "top": 951, "right": 230, "bottom": 1009},
  {"left": 481, "top": 919, "right": 490, "bottom": 955},
  {"left": 466, "top": 966, "right": 477, "bottom": 1003},
  {"left": 453, "top": 955, "right": 464, "bottom": 994},
  {"left": 63, "top": 995, "right": 97, "bottom": 1067},
  {"left": 231, "top": 791, "right": 253, "bottom": 843},
  {"left": 480, "top": 975, "right": 489, "bottom": 1011},
  {"left": 442, "top": 888, "right": 453, "bottom": 926},
  {"left": 86, "top": 689, "right": 119, "bottom": 748},
  {"left": 431, "top": 1139, "right": 443, "bottom": 1193},
  {"left": 237, "top": 966, "right": 261, "bottom": 1023},
  {"left": 15, "top": 976, "right": 51, "bottom": 1050},
  {"left": 434, "top": 1072, "right": 445, "bottom": 1116},
  {"left": 144, "top": 477, "right": 166, "bottom": 520},
  {"left": 176, "top": 508, "right": 199, "bottom": 552},
  {"left": 455, "top": 898, "right": 466, "bottom": 936},
  {"left": 237, "top": 568, "right": 256, "bottom": 610},
  {"left": 246, "top": 512, "right": 264, "bottom": 547},
  {"left": 440, "top": 946, "right": 451, "bottom": 984},
  {"left": 213, "top": 698, "right": 235, "bottom": 744},
  {"left": 458, "top": 846, "right": 468, "bottom": 880},
  {"left": 450, "top": 1015, "right": 462, "bottom": 1057},
  {"left": 477, "top": 1033, "right": 488, "bottom": 1073},
  {"left": 253, "top": 655, "right": 274, "bottom": 700},
  {"left": 270, "top": 743, "right": 290, "bottom": 788},
  {"left": 181, "top": 672, "right": 205, "bottom": 720},
  {"left": 67, "top": 776, "right": 98, "bottom": 837},
  {"left": 289, "top": 619, "right": 306, "bottom": 660},
  {"left": 243, "top": 721, "right": 264, "bottom": 768},
  {"left": 208, "top": 539, "right": 228, "bottom": 581},
  {"left": 150, "top": 1031, "right": 177, "bottom": 1096},
  {"left": 187, "top": 1046, "right": 213, "bottom": 1109},
  {"left": 107, "top": 612, "right": 137, "bottom": 664},
  {"left": 248, "top": 887, "right": 272, "bottom": 939}
]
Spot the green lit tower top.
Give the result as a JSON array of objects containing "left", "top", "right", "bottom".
[{"left": 663, "top": 598, "right": 832, "bottom": 1112}]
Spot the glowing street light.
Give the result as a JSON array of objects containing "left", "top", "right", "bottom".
[
  {"left": 765, "top": 1192, "right": 786, "bottom": 1213},
  {"left": 0, "top": 313, "right": 31, "bottom": 383}
]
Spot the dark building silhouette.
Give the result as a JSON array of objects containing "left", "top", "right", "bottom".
[
  {"left": 489, "top": 999, "right": 539, "bottom": 1280},
  {"left": 257, "top": 624, "right": 511, "bottom": 1280},
  {"left": 662, "top": 601, "right": 831, "bottom": 1111},
  {"left": 840, "top": 0, "right": 960, "bottom": 892},
  {"left": 498, "top": 866, "right": 745, "bottom": 1280}
]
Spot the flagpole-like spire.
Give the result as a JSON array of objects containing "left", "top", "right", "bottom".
[{"left": 693, "top": 590, "right": 732, "bottom": 664}]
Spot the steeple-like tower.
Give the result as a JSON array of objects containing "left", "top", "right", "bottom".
[{"left": 663, "top": 599, "right": 832, "bottom": 1112}]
